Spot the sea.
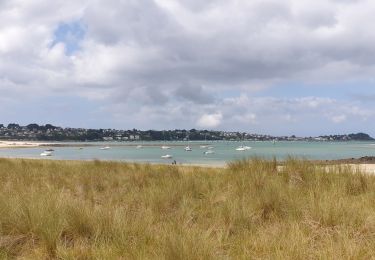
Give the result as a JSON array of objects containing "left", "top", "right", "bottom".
[{"left": 1, "top": 141, "right": 375, "bottom": 166}]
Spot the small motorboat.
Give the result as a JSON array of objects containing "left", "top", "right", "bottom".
[
  {"left": 161, "top": 154, "right": 173, "bottom": 159},
  {"left": 100, "top": 146, "right": 111, "bottom": 150},
  {"left": 161, "top": 145, "right": 171, "bottom": 150},
  {"left": 204, "top": 150, "right": 215, "bottom": 155},
  {"left": 185, "top": 146, "right": 192, "bottom": 151},
  {"left": 136, "top": 145, "right": 143, "bottom": 149},
  {"left": 200, "top": 145, "right": 208, "bottom": 149},
  {"left": 40, "top": 151, "right": 53, "bottom": 156}
]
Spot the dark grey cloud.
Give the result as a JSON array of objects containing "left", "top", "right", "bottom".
[{"left": 174, "top": 84, "right": 215, "bottom": 104}]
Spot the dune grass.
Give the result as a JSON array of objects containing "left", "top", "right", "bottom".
[{"left": 0, "top": 158, "right": 374, "bottom": 259}]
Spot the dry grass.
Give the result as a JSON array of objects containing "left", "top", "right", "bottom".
[{"left": 0, "top": 158, "right": 374, "bottom": 259}]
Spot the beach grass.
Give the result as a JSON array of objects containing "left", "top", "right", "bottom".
[{"left": 0, "top": 158, "right": 374, "bottom": 259}]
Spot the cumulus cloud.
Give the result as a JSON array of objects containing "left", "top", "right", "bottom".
[
  {"left": 197, "top": 113, "right": 223, "bottom": 128},
  {"left": 331, "top": 115, "right": 347, "bottom": 124},
  {"left": 1, "top": 0, "right": 375, "bottom": 134}
]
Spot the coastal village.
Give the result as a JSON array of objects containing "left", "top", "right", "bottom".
[{"left": 0, "top": 123, "right": 372, "bottom": 142}]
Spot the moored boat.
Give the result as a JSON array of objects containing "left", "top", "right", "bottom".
[
  {"left": 235, "top": 145, "right": 251, "bottom": 151},
  {"left": 40, "top": 151, "right": 53, "bottom": 156}
]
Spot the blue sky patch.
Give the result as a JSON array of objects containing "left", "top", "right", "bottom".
[{"left": 52, "top": 21, "right": 86, "bottom": 55}]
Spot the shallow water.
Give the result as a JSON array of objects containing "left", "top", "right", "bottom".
[{"left": 1, "top": 141, "right": 375, "bottom": 165}]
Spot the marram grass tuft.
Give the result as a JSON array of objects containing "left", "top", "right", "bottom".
[{"left": 0, "top": 158, "right": 374, "bottom": 259}]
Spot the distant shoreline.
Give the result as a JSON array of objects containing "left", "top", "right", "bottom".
[{"left": 1, "top": 123, "right": 374, "bottom": 142}]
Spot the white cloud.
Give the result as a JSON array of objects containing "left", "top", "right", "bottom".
[
  {"left": 233, "top": 113, "right": 257, "bottom": 124},
  {"left": 1, "top": 0, "right": 375, "bottom": 134},
  {"left": 197, "top": 113, "right": 223, "bottom": 128},
  {"left": 331, "top": 115, "right": 347, "bottom": 124}
]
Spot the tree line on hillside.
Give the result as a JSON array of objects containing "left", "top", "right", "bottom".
[{"left": 0, "top": 123, "right": 373, "bottom": 142}]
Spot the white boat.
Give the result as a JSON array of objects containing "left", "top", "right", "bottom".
[
  {"left": 161, "top": 154, "right": 173, "bottom": 159},
  {"left": 136, "top": 145, "right": 143, "bottom": 149},
  {"left": 100, "top": 146, "right": 110, "bottom": 150},
  {"left": 184, "top": 132, "right": 192, "bottom": 151},
  {"left": 236, "top": 133, "right": 251, "bottom": 151},
  {"left": 236, "top": 145, "right": 251, "bottom": 151},
  {"left": 40, "top": 151, "right": 53, "bottom": 156},
  {"left": 161, "top": 131, "right": 171, "bottom": 150},
  {"left": 200, "top": 134, "right": 209, "bottom": 149},
  {"left": 207, "top": 146, "right": 214, "bottom": 150},
  {"left": 204, "top": 150, "right": 215, "bottom": 155}
]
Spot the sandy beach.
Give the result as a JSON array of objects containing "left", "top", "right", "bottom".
[
  {"left": 0, "top": 141, "right": 96, "bottom": 148},
  {"left": 0, "top": 141, "right": 52, "bottom": 148},
  {"left": 0, "top": 141, "right": 193, "bottom": 149}
]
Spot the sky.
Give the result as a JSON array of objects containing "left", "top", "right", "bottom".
[{"left": 1, "top": 0, "right": 375, "bottom": 136}]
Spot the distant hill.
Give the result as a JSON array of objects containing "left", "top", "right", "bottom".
[
  {"left": 348, "top": 133, "right": 374, "bottom": 141},
  {"left": 319, "top": 133, "right": 374, "bottom": 141},
  {"left": 0, "top": 123, "right": 374, "bottom": 142}
]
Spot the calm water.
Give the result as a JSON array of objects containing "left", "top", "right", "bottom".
[{"left": 1, "top": 141, "right": 375, "bottom": 165}]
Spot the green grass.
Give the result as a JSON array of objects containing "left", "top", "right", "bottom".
[{"left": 0, "top": 158, "right": 374, "bottom": 259}]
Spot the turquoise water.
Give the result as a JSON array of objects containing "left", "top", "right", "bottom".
[{"left": 1, "top": 141, "right": 375, "bottom": 165}]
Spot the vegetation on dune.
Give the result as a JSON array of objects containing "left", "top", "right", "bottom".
[{"left": 0, "top": 158, "right": 374, "bottom": 258}]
